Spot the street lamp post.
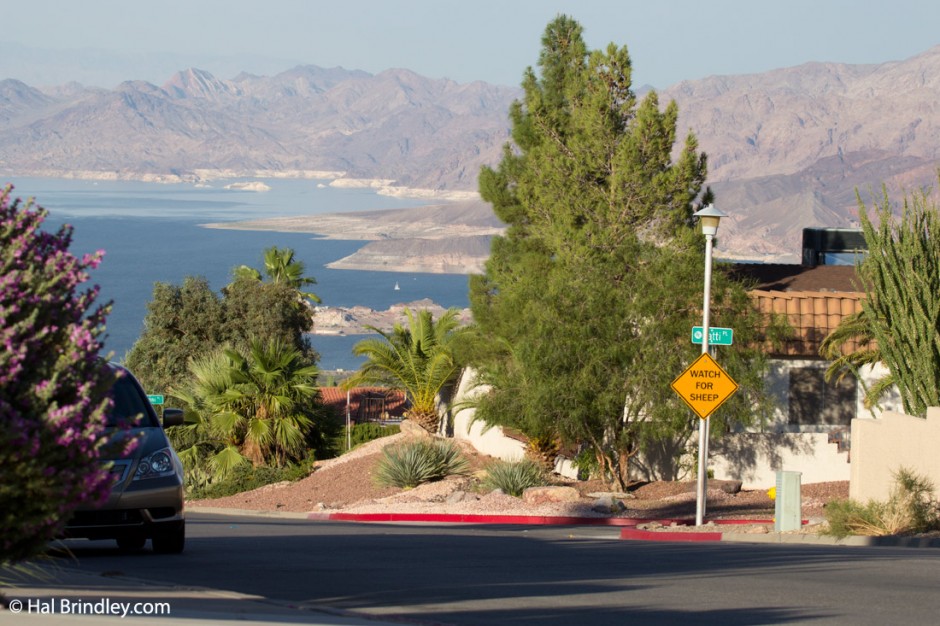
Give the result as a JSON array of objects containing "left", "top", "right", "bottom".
[{"left": 693, "top": 204, "right": 726, "bottom": 526}]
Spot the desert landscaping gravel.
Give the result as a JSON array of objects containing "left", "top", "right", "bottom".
[{"left": 190, "top": 432, "right": 848, "bottom": 528}]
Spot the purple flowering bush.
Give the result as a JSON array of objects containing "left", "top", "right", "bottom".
[{"left": 0, "top": 184, "right": 116, "bottom": 564}]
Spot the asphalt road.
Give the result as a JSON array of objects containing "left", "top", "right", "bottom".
[{"left": 48, "top": 511, "right": 940, "bottom": 625}]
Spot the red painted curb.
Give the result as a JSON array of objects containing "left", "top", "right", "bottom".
[
  {"left": 306, "top": 511, "right": 775, "bottom": 527},
  {"left": 316, "top": 512, "right": 652, "bottom": 525},
  {"left": 620, "top": 528, "right": 724, "bottom": 542}
]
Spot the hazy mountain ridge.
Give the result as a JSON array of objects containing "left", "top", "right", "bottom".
[
  {"left": 665, "top": 49, "right": 940, "bottom": 182},
  {"left": 0, "top": 65, "right": 517, "bottom": 191},
  {"left": 3, "top": 46, "right": 940, "bottom": 261},
  {"left": 665, "top": 46, "right": 940, "bottom": 257}
]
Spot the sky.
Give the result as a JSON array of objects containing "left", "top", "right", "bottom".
[{"left": 2, "top": 0, "right": 940, "bottom": 89}]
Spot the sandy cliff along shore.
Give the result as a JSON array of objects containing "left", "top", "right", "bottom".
[
  {"left": 314, "top": 299, "right": 472, "bottom": 335},
  {"left": 203, "top": 197, "right": 504, "bottom": 275}
]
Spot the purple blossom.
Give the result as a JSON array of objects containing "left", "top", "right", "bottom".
[{"left": 1, "top": 184, "right": 115, "bottom": 564}]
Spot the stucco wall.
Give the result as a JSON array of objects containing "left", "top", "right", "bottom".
[
  {"left": 709, "top": 432, "right": 851, "bottom": 488},
  {"left": 448, "top": 364, "right": 909, "bottom": 490},
  {"left": 850, "top": 407, "right": 940, "bottom": 502},
  {"left": 451, "top": 370, "right": 525, "bottom": 462}
]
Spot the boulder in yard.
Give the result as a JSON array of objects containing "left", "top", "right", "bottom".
[
  {"left": 592, "top": 495, "right": 627, "bottom": 513},
  {"left": 522, "top": 486, "right": 580, "bottom": 505}
]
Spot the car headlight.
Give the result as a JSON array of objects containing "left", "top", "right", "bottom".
[{"left": 134, "top": 447, "right": 177, "bottom": 481}]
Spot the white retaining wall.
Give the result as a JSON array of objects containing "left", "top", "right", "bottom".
[
  {"left": 708, "top": 432, "right": 850, "bottom": 489},
  {"left": 451, "top": 370, "right": 525, "bottom": 462}
]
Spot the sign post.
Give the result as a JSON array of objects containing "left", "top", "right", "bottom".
[
  {"left": 672, "top": 352, "right": 739, "bottom": 525},
  {"left": 147, "top": 394, "right": 165, "bottom": 406},
  {"left": 690, "top": 203, "right": 729, "bottom": 526}
]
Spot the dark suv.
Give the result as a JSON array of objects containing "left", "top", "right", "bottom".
[{"left": 64, "top": 365, "right": 186, "bottom": 553}]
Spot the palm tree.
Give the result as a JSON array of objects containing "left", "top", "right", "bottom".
[
  {"left": 172, "top": 350, "right": 249, "bottom": 480},
  {"left": 820, "top": 308, "right": 894, "bottom": 411},
  {"left": 175, "top": 338, "right": 323, "bottom": 471},
  {"left": 232, "top": 246, "right": 321, "bottom": 304},
  {"left": 349, "top": 308, "right": 465, "bottom": 434}
]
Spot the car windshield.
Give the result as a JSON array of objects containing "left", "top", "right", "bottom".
[{"left": 107, "top": 375, "right": 159, "bottom": 428}]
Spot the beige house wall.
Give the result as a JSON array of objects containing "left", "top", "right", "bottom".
[
  {"left": 702, "top": 360, "right": 898, "bottom": 489},
  {"left": 450, "top": 365, "right": 914, "bottom": 491},
  {"left": 850, "top": 407, "right": 940, "bottom": 502}
]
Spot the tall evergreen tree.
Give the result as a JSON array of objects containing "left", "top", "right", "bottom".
[
  {"left": 125, "top": 277, "right": 226, "bottom": 395},
  {"left": 222, "top": 277, "right": 316, "bottom": 360},
  {"left": 468, "top": 16, "right": 773, "bottom": 489}
]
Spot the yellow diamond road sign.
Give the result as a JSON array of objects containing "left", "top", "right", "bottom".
[{"left": 671, "top": 352, "right": 739, "bottom": 419}]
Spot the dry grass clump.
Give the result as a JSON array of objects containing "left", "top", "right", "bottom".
[{"left": 824, "top": 468, "right": 940, "bottom": 538}]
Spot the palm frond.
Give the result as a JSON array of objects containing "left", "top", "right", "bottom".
[{"left": 209, "top": 445, "right": 250, "bottom": 478}]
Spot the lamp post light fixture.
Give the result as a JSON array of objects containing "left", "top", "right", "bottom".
[{"left": 692, "top": 204, "right": 727, "bottom": 526}]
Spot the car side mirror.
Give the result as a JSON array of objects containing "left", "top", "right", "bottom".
[{"left": 162, "top": 408, "right": 185, "bottom": 428}]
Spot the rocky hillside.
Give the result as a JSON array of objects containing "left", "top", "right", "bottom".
[
  {"left": 0, "top": 66, "right": 517, "bottom": 191},
  {"left": 3, "top": 46, "right": 940, "bottom": 261},
  {"left": 662, "top": 45, "right": 940, "bottom": 257}
]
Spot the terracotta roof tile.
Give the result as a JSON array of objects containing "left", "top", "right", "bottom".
[
  {"left": 318, "top": 387, "right": 407, "bottom": 423},
  {"left": 749, "top": 290, "right": 865, "bottom": 357}
]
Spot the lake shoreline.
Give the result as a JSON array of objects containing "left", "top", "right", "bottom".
[{"left": 10, "top": 177, "right": 475, "bottom": 369}]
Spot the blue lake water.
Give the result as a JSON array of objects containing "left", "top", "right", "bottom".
[{"left": 5, "top": 177, "right": 473, "bottom": 371}]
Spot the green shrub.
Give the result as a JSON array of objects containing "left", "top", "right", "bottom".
[
  {"left": 189, "top": 456, "right": 316, "bottom": 500},
  {"left": 482, "top": 459, "right": 545, "bottom": 497},
  {"left": 571, "top": 448, "right": 599, "bottom": 481},
  {"left": 374, "top": 439, "right": 468, "bottom": 489},
  {"left": 333, "top": 423, "right": 401, "bottom": 454},
  {"left": 824, "top": 467, "right": 940, "bottom": 538}
]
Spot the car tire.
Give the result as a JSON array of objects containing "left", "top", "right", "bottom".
[
  {"left": 152, "top": 524, "right": 185, "bottom": 554},
  {"left": 116, "top": 535, "right": 147, "bottom": 551}
]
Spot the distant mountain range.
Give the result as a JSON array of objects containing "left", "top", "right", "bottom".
[{"left": 3, "top": 45, "right": 940, "bottom": 262}]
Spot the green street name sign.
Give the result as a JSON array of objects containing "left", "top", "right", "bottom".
[
  {"left": 691, "top": 326, "right": 733, "bottom": 346},
  {"left": 147, "top": 394, "right": 165, "bottom": 405}
]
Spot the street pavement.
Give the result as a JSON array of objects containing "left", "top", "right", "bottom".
[
  {"left": 5, "top": 507, "right": 939, "bottom": 625},
  {"left": 2, "top": 558, "right": 405, "bottom": 625}
]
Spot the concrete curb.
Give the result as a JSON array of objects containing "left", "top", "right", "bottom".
[
  {"left": 187, "top": 506, "right": 314, "bottom": 520},
  {"left": 620, "top": 527, "right": 940, "bottom": 547}
]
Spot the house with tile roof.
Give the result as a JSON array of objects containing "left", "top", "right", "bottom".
[
  {"left": 706, "top": 230, "right": 904, "bottom": 487},
  {"left": 450, "top": 228, "right": 910, "bottom": 488},
  {"left": 319, "top": 387, "right": 407, "bottom": 425}
]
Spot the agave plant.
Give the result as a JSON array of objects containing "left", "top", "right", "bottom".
[
  {"left": 482, "top": 459, "right": 545, "bottom": 497},
  {"left": 373, "top": 440, "right": 469, "bottom": 489}
]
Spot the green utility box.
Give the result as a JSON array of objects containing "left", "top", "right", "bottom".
[{"left": 774, "top": 470, "right": 802, "bottom": 532}]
